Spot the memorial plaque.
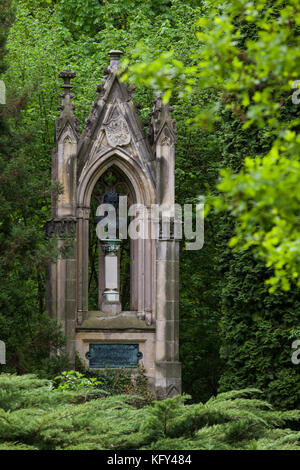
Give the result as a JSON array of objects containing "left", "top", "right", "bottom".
[{"left": 86, "top": 343, "right": 142, "bottom": 368}]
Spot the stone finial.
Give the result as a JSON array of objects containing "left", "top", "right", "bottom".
[
  {"left": 55, "top": 70, "right": 78, "bottom": 141},
  {"left": 108, "top": 50, "right": 123, "bottom": 72},
  {"left": 58, "top": 70, "right": 76, "bottom": 115},
  {"left": 59, "top": 70, "right": 76, "bottom": 92}
]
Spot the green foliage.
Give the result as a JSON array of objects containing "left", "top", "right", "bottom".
[
  {"left": 122, "top": 0, "right": 300, "bottom": 409},
  {"left": 218, "top": 250, "right": 300, "bottom": 410},
  {"left": 1, "top": 374, "right": 300, "bottom": 450},
  {"left": 0, "top": 0, "right": 69, "bottom": 377},
  {"left": 75, "top": 355, "right": 154, "bottom": 403},
  {"left": 0, "top": 0, "right": 14, "bottom": 75},
  {"left": 126, "top": 0, "right": 300, "bottom": 291},
  {"left": 54, "top": 370, "right": 102, "bottom": 391},
  {"left": 2, "top": 0, "right": 300, "bottom": 414},
  {"left": 0, "top": 373, "right": 77, "bottom": 411},
  {"left": 1, "top": 0, "right": 224, "bottom": 399},
  {"left": 141, "top": 394, "right": 187, "bottom": 440},
  {"left": 216, "top": 148, "right": 300, "bottom": 292}
]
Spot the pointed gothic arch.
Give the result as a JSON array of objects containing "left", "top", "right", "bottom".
[
  {"left": 78, "top": 147, "right": 156, "bottom": 208},
  {"left": 76, "top": 149, "right": 156, "bottom": 323}
]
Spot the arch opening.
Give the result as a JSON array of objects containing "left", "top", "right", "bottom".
[
  {"left": 78, "top": 149, "right": 155, "bottom": 210},
  {"left": 88, "top": 165, "right": 136, "bottom": 312}
]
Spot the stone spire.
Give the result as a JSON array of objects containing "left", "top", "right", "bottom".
[
  {"left": 55, "top": 70, "right": 78, "bottom": 141},
  {"left": 58, "top": 70, "right": 76, "bottom": 117},
  {"left": 108, "top": 49, "right": 123, "bottom": 72},
  {"left": 150, "top": 95, "right": 176, "bottom": 146}
]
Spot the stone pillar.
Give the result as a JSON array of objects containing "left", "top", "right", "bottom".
[
  {"left": 76, "top": 206, "right": 90, "bottom": 324},
  {"left": 45, "top": 218, "right": 77, "bottom": 363},
  {"left": 155, "top": 236, "right": 181, "bottom": 398},
  {"left": 98, "top": 242, "right": 105, "bottom": 309},
  {"left": 65, "top": 236, "right": 77, "bottom": 360},
  {"left": 45, "top": 70, "right": 78, "bottom": 365},
  {"left": 100, "top": 239, "right": 122, "bottom": 315},
  {"left": 53, "top": 70, "right": 78, "bottom": 219},
  {"left": 151, "top": 96, "right": 181, "bottom": 398}
]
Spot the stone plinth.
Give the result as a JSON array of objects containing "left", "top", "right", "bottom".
[{"left": 76, "top": 311, "right": 156, "bottom": 391}]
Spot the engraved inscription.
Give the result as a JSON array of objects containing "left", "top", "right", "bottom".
[{"left": 86, "top": 343, "right": 142, "bottom": 368}]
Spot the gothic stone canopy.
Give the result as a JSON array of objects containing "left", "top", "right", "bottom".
[{"left": 46, "top": 50, "right": 181, "bottom": 399}]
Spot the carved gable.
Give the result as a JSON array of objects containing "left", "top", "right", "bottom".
[
  {"left": 103, "top": 106, "right": 131, "bottom": 147},
  {"left": 76, "top": 58, "right": 154, "bottom": 183}
]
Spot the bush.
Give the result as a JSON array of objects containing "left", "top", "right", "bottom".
[
  {"left": 75, "top": 353, "right": 154, "bottom": 403},
  {"left": 54, "top": 370, "right": 102, "bottom": 391},
  {"left": 1, "top": 374, "right": 300, "bottom": 450},
  {"left": 219, "top": 251, "right": 300, "bottom": 410}
]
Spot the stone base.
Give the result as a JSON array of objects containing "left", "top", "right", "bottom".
[
  {"left": 101, "top": 300, "right": 121, "bottom": 315},
  {"left": 78, "top": 310, "right": 155, "bottom": 330},
  {"left": 155, "top": 361, "right": 182, "bottom": 399},
  {"left": 75, "top": 312, "right": 181, "bottom": 399},
  {"left": 75, "top": 312, "right": 156, "bottom": 392}
]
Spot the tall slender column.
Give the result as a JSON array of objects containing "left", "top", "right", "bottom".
[
  {"left": 100, "top": 239, "right": 122, "bottom": 315},
  {"left": 151, "top": 96, "right": 181, "bottom": 398},
  {"left": 46, "top": 70, "right": 78, "bottom": 365}
]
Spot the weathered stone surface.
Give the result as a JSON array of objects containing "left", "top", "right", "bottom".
[
  {"left": 75, "top": 330, "right": 156, "bottom": 392},
  {"left": 155, "top": 361, "right": 182, "bottom": 399},
  {"left": 55, "top": 70, "right": 79, "bottom": 143},
  {"left": 156, "top": 240, "right": 180, "bottom": 260},
  {"left": 150, "top": 96, "right": 176, "bottom": 145},
  {"left": 156, "top": 300, "right": 179, "bottom": 321},
  {"left": 45, "top": 218, "right": 76, "bottom": 238},
  {"left": 104, "top": 108, "right": 131, "bottom": 147},
  {"left": 101, "top": 300, "right": 122, "bottom": 315},
  {"left": 156, "top": 320, "right": 179, "bottom": 342},
  {"left": 0, "top": 340, "right": 5, "bottom": 364},
  {"left": 78, "top": 311, "right": 155, "bottom": 330}
]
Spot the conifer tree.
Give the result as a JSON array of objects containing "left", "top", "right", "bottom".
[
  {"left": 1, "top": 374, "right": 300, "bottom": 450},
  {"left": 0, "top": 0, "right": 68, "bottom": 376}
]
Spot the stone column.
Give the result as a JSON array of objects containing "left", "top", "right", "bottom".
[
  {"left": 155, "top": 234, "right": 181, "bottom": 399},
  {"left": 151, "top": 96, "right": 181, "bottom": 398},
  {"left": 76, "top": 206, "right": 90, "bottom": 324},
  {"left": 45, "top": 70, "right": 78, "bottom": 365},
  {"left": 100, "top": 239, "right": 122, "bottom": 315},
  {"left": 45, "top": 218, "right": 77, "bottom": 363},
  {"left": 98, "top": 242, "right": 105, "bottom": 309}
]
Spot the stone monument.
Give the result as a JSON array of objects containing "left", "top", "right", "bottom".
[{"left": 45, "top": 50, "right": 181, "bottom": 398}]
